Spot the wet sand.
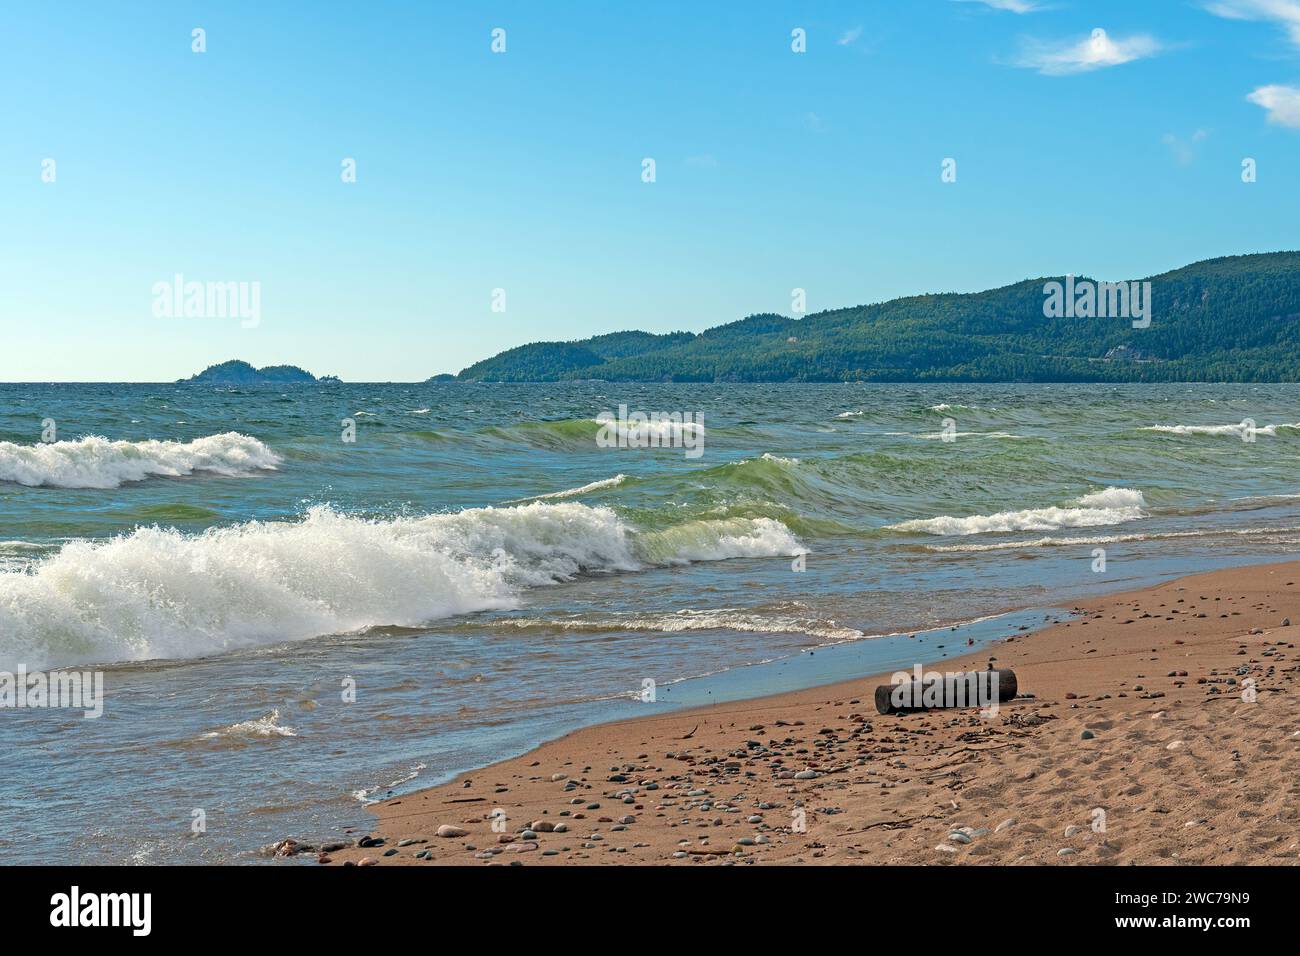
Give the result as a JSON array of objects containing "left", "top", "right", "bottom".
[{"left": 318, "top": 561, "right": 1300, "bottom": 866}]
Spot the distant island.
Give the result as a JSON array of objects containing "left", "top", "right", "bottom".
[
  {"left": 453, "top": 252, "right": 1300, "bottom": 383},
  {"left": 181, "top": 360, "right": 340, "bottom": 384}
]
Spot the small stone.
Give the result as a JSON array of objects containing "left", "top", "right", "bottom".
[
  {"left": 1080, "top": 730, "right": 1095, "bottom": 740},
  {"left": 1057, "top": 848, "right": 1077, "bottom": 857},
  {"left": 436, "top": 825, "right": 468, "bottom": 838}
]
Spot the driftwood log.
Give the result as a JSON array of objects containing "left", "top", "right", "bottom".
[{"left": 874, "top": 668, "right": 1018, "bottom": 715}]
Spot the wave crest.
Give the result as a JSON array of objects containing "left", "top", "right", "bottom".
[
  {"left": 0, "top": 432, "right": 281, "bottom": 488},
  {"left": 0, "top": 501, "right": 805, "bottom": 669},
  {"left": 890, "top": 487, "right": 1146, "bottom": 536}
]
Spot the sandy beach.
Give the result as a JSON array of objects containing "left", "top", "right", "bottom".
[{"left": 318, "top": 561, "right": 1300, "bottom": 866}]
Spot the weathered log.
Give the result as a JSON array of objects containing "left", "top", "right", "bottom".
[{"left": 874, "top": 668, "right": 1018, "bottom": 715}]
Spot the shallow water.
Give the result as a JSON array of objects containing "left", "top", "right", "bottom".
[{"left": 3, "top": 382, "right": 1299, "bottom": 863}]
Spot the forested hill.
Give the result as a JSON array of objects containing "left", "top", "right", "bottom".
[
  {"left": 181, "top": 361, "right": 340, "bottom": 384},
  {"left": 454, "top": 253, "right": 1300, "bottom": 383}
]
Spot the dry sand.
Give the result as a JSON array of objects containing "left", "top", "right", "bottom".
[{"left": 318, "top": 561, "right": 1300, "bottom": 866}]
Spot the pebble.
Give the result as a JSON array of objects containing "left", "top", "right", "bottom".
[
  {"left": 994, "top": 818, "right": 1016, "bottom": 833},
  {"left": 1057, "top": 848, "right": 1077, "bottom": 857},
  {"left": 794, "top": 770, "right": 819, "bottom": 780},
  {"left": 1080, "top": 730, "right": 1095, "bottom": 740},
  {"left": 436, "top": 825, "right": 468, "bottom": 838}
]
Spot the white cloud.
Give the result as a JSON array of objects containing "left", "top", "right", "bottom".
[
  {"left": 1248, "top": 84, "right": 1300, "bottom": 126},
  {"left": 955, "top": 0, "right": 1042, "bottom": 12},
  {"left": 1013, "top": 27, "right": 1163, "bottom": 75},
  {"left": 837, "top": 26, "right": 863, "bottom": 46},
  {"left": 1205, "top": 1, "right": 1300, "bottom": 47}
]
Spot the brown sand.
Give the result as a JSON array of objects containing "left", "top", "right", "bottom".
[{"left": 319, "top": 561, "right": 1300, "bottom": 866}]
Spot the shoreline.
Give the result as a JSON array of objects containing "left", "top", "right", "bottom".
[{"left": 319, "top": 560, "right": 1300, "bottom": 865}]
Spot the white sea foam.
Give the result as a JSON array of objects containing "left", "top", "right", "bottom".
[
  {"left": 915, "top": 431, "right": 1023, "bottom": 440},
  {"left": 1074, "top": 487, "right": 1146, "bottom": 509},
  {"left": 891, "top": 487, "right": 1146, "bottom": 536},
  {"left": 1141, "top": 423, "right": 1300, "bottom": 438},
  {"left": 0, "top": 432, "right": 281, "bottom": 489},
  {"left": 202, "top": 709, "right": 297, "bottom": 740},
  {"left": 528, "top": 474, "right": 627, "bottom": 500},
  {"left": 0, "top": 502, "right": 804, "bottom": 669},
  {"left": 925, "top": 525, "right": 1300, "bottom": 553},
  {"left": 503, "top": 607, "right": 863, "bottom": 643}
]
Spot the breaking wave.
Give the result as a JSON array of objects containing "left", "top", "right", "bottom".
[
  {"left": 1141, "top": 423, "right": 1300, "bottom": 438},
  {"left": 0, "top": 432, "right": 281, "bottom": 489},
  {"left": 0, "top": 501, "right": 805, "bottom": 669},
  {"left": 890, "top": 487, "right": 1146, "bottom": 536}
]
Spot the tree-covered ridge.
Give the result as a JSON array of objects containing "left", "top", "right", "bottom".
[
  {"left": 182, "top": 360, "right": 340, "bottom": 384},
  {"left": 455, "top": 252, "right": 1300, "bottom": 383}
]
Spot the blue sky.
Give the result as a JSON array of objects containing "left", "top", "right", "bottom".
[{"left": 4, "top": 0, "right": 1300, "bottom": 381}]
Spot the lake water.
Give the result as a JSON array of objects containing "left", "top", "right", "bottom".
[{"left": 3, "top": 381, "right": 1299, "bottom": 863}]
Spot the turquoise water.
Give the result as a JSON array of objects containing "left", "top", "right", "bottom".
[{"left": 3, "top": 381, "right": 1300, "bottom": 863}]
